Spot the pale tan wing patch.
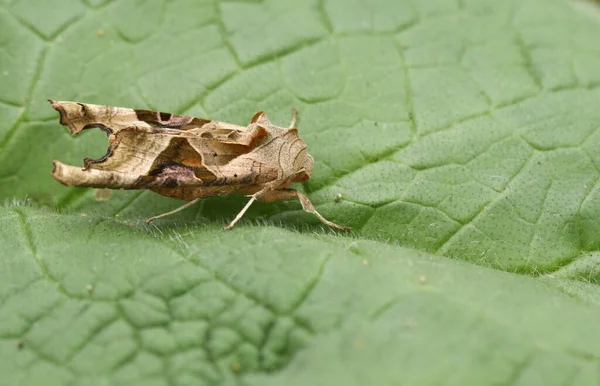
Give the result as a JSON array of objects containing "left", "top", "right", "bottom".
[{"left": 49, "top": 100, "right": 213, "bottom": 134}]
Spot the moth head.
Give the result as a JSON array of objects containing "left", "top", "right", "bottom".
[{"left": 251, "top": 109, "right": 314, "bottom": 182}]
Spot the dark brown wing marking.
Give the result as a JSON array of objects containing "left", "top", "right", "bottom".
[
  {"left": 134, "top": 109, "right": 211, "bottom": 130},
  {"left": 148, "top": 137, "right": 218, "bottom": 184}
]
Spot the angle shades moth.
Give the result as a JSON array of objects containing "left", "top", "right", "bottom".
[{"left": 49, "top": 101, "right": 350, "bottom": 231}]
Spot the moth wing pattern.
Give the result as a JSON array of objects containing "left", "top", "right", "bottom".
[
  {"left": 50, "top": 100, "right": 213, "bottom": 135},
  {"left": 50, "top": 101, "right": 281, "bottom": 197}
]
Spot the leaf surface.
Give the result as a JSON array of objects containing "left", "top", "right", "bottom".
[{"left": 2, "top": 0, "right": 600, "bottom": 384}]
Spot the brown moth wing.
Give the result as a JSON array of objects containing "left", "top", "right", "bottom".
[
  {"left": 49, "top": 100, "right": 257, "bottom": 172},
  {"left": 49, "top": 101, "right": 281, "bottom": 199}
]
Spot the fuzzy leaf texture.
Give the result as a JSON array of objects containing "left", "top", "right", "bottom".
[{"left": 2, "top": 0, "right": 600, "bottom": 385}]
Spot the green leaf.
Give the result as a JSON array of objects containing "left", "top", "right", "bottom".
[{"left": 2, "top": 0, "right": 600, "bottom": 384}]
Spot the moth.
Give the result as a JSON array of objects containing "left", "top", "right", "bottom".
[{"left": 49, "top": 101, "right": 350, "bottom": 231}]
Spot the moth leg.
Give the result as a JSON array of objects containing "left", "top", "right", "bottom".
[
  {"left": 146, "top": 198, "right": 201, "bottom": 224},
  {"left": 223, "top": 189, "right": 269, "bottom": 231},
  {"left": 260, "top": 189, "right": 351, "bottom": 231},
  {"left": 289, "top": 108, "right": 298, "bottom": 129}
]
